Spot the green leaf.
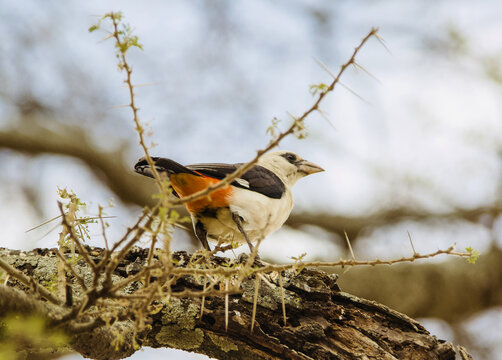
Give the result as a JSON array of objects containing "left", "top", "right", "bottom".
[
  {"left": 179, "top": 216, "right": 191, "bottom": 224},
  {"left": 290, "top": 252, "right": 307, "bottom": 261},
  {"left": 266, "top": 117, "right": 281, "bottom": 138},
  {"left": 465, "top": 247, "right": 480, "bottom": 264},
  {"left": 309, "top": 83, "right": 329, "bottom": 96},
  {"left": 159, "top": 206, "right": 168, "bottom": 220}
]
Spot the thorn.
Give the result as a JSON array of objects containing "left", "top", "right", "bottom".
[
  {"left": 374, "top": 31, "right": 392, "bottom": 55},
  {"left": 225, "top": 278, "right": 229, "bottom": 332},
  {"left": 407, "top": 231, "right": 418, "bottom": 256},
  {"left": 25, "top": 215, "right": 62, "bottom": 233},
  {"left": 344, "top": 231, "right": 356, "bottom": 261},
  {"left": 200, "top": 277, "right": 206, "bottom": 319},
  {"left": 353, "top": 62, "right": 382, "bottom": 84},
  {"left": 256, "top": 273, "right": 275, "bottom": 289},
  {"left": 173, "top": 223, "right": 190, "bottom": 231},
  {"left": 110, "top": 104, "right": 130, "bottom": 109},
  {"left": 98, "top": 33, "right": 114, "bottom": 43},
  {"left": 133, "top": 83, "right": 158, "bottom": 88},
  {"left": 339, "top": 81, "right": 373, "bottom": 106},
  {"left": 313, "top": 56, "right": 336, "bottom": 80},
  {"left": 317, "top": 108, "right": 337, "bottom": 130},
  {"left": 120, "top": 82, "right": 158, "bottom": 88},
  {"left": 286, "top": 111, "right": 297, "bottom": 121},
  {"left": 251, "top": 276, "right": 260, "bottom": 333}
]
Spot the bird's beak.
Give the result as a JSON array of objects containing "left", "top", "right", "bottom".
[{"left": 297, "top": 160, "right": 324, "bottom": 175}]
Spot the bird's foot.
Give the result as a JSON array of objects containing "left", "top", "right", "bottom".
[{"left": 237, "top": 253, "right": 264, "bottom": 267}]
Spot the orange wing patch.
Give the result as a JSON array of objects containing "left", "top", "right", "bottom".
[{"left": 170, "top": 173, "right": 233, "bottom": 213}]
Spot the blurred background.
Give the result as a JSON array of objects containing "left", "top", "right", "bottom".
[{"left": 1, "top": 0, "right": 501, "bottom": 359}]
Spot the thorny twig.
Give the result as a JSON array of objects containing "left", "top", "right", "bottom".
[
  {"left": 58, "top": 202, "right": 95, "bottom": 271},
  {"left": 56, "top": 250, "right": 88, "bottom": 292},
  {"left": 167, "top": 245, "right": 472, "bottom": 277},
  {"left": 109, "top": 13, "right": 163, "bottom": 189},
  {"left": 168, "top": 28, "right": 380, "bottom": 207},
  {"left": 98, "top": 205, "right": 110, "bottom": 251}
]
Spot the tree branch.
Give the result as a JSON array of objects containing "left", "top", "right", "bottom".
[
  {"left": 286, "top": 206, "right": 501, "bottom": 241},
  {"left": 337, "top": 245, "right": 502, "bottom": 323},
  {"left": 0, "top": 126, "right": 156, "bottom": 207},
  {"left": 0, "top": 253, "right": 60, "bottom": 305},
  {"left": 0, "top": 247, "right": 472, "bottom": 360},
  {"left": 165, "top": 28, "right": 380, "bottom": 207}
]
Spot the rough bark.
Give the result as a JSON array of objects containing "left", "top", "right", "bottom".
[{"left": 0, "top": 247, "right": 470, "bottom": 360}]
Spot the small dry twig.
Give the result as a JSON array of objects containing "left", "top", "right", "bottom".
[
  {"left": 109, "top": 13, "right": 163, "bottom": 189},
  {"left": 168, "top": 28, "right": 380, "bottom": 207}
]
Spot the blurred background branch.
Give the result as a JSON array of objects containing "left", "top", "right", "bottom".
[{"left": 0, "top": 122, "right": 156, "bottom": 207}]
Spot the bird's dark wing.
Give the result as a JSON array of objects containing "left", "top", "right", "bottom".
[
  {"left": 187, "top": 163, "right": 285, "bottom": 199},
  {"left": 187, "top": 163, "right": 238, "bottom": 179},
  {"left": 134, "top": 157, "right": 203, "bottom": 198},
  {"left": 135, "top": 157, "right": 200, "bottom": 178}
]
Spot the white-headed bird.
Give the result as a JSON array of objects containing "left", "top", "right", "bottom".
[{"left": 135, "top": 151, "right": 323, "bottom": 251}]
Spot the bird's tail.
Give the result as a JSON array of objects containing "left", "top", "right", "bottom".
[{"left": 134, "top": 157, "right": 200, "bottom": 179}]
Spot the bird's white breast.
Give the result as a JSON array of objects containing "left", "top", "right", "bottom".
[{"left": 197, "top": 187, "right": 294, "bottom": 245}]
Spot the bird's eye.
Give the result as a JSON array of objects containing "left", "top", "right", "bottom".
[{"left": 283, "top": 153, "right": 297, "bottom": 163}]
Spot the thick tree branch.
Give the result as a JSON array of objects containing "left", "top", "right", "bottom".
[
  {"left": 0, "top": 247, "right": 472, "bottom": 360},
  {"left": 0, "top": 285, "right": 56, "bottom": 317},
  {"left": 0, "top": 254, "right": 60, "bottom": 305}
]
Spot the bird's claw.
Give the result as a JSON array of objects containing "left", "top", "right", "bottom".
[{"left": 237, "top": 253, "right": 263, "bottom": 266}]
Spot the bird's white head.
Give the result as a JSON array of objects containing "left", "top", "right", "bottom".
[{"left": 257, "top": 150, "right": 324, "bottom": 187}]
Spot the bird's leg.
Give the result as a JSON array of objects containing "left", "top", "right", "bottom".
[
  {"left": 231, "top": 213, "right": 254, "bottom": 253},
  {"left": 194, "top": 220, "right": 211, "bottom": 251}
]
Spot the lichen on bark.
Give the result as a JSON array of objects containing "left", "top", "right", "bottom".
[{"left": 0, "top": 247, "right": 470, "bottom": 359}]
